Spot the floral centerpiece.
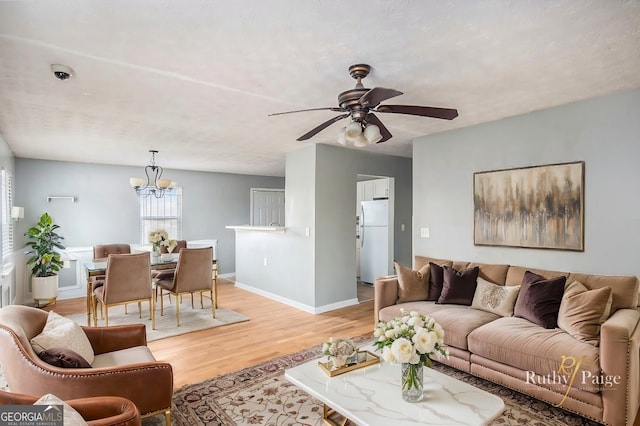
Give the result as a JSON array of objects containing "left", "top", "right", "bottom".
[
  {"left": 163, "top": 239, "right": 178, "bottom": 253},
  {"left": 148, "top": 229, "right": 169, "bottom": 255},
  {"left": 322, "top": 337, "right": 358, "bottom": 369},
  {"left": 374, "top": 309, "right": 448, "bottom": 402}
]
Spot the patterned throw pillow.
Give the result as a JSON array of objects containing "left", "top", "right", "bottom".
[{"left": 471, "top": 278, "right": 521, "bottom": 317}]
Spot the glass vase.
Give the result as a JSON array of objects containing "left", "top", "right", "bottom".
[{"left": 401, "top": 363, "right": 424, "bottom": 402}]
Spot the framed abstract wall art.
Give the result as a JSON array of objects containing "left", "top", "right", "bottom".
[{"left": 473, "top": 161, "right": 584, "bottom": 251}]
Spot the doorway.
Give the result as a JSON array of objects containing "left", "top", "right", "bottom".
[
  {"left": 356, "top": 174, "right": 394, "bottom": 295},
  {"left": 250, "top": 188, "right": 285, "bottom": 226}
]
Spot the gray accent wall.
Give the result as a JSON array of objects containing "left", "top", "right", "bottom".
[
  {"left": 234, "top": 143, "right": 412, "bottom": 311},
  {"left": 14, "top": 158, "right": 284, "bottom": 275},
  {"left": 413, "top": 87, "right": 640, "bottom": 278}
]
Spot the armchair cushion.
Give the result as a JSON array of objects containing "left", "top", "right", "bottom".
[
  {"left": 30, "top": 311, "right": 95, "bottom": 364},
  {"left": 35, "top": 393, "right": 88, "bottom": 426},
  {"left": 37, "top": 347, "right": 91, "bottom": 369}
]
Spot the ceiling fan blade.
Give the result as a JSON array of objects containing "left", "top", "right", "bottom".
[
  {"left": 296, "top": 113, "right": 350, "bottom": 141},
  {"left": 269, "top": 107, "right": 345, "bottom": 116},
  {"left": 365, "top": 113, "right": 392, "bottom": 143},
  {"left": 376, "top": 104, "right": 458, "bottom": 120},
  {"left": 359, "top": 87, "right": 403, "bottom": 108}
]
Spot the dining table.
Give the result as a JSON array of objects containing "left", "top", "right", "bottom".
[{"left": 83, "top": 255, "right": 218, "bottom": 326}]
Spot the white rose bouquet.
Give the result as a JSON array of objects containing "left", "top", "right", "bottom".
[
  {"left": 374, "top": 309, "right": 448, "bottom": 366},
  {"left": 374, "top": 309, "right": 448, "bottom": 400},
  {"left": 148, "top": 230, "right": 169, "bottom": 253},
  {"left": 162, "top": 239, "right": 178, "bottom": 253}
]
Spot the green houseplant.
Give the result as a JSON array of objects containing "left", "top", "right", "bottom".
[{"left": 24, "top": 212, "right": 65, "bottom": 305}]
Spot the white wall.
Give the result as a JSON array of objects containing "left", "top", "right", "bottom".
[{"left": 413, "top": 87, "right": 640, "bottom": 277}]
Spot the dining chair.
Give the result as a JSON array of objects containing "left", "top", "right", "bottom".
[
  {"left": 93, "top": 252, "right": 155, "bottom": 329},
  {"left": 91, "top": 244, "right": 132, "bottom": 317},
  {"left": 155, "top": 247, "right": 214, "bottom": 326}
]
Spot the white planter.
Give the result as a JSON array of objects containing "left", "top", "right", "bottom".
[{"left": 32, "top": 275, "right": 59, "bottom": 305}]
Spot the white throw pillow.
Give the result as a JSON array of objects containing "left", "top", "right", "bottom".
[
  {"left": 31, "top": 311, "right": 95, "bottom": 364},
  {"left": 471, "top": 278, "right": 520, "bottom": 317},
  {"left": 34, "top": 393, "right": 88, "bottom": 426}
]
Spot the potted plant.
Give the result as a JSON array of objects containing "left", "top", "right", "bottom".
[{"left": 24, "top": 212, "right": 65, "bottom": 306}]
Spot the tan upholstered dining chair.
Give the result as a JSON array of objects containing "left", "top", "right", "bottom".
[
  {"left": 92, "top": 252, "right": 155, "bottom": 329},
  {"left": 90, "top": 244, "right": 132, "bottom": 317},
  {"left": 155, "top": 247, "right": 214, "bottom": 325}
]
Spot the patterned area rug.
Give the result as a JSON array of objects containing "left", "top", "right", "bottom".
[{"left": 169, "top": 336, "right": 601, "bottom": 426}]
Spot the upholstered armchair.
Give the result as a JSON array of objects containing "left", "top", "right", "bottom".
[
  {"left": 156, "top": 247, "right": 215, "bottom": 325},
  {"left": 0, "top": 390, "right": 141, "bottom": 426},
  {"left": 0, "top": 305, "right": 173, "bottom": 423}
]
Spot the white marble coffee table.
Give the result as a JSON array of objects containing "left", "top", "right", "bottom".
[{"left": 285, "top": 346, "right": 504, "bottom": 426}]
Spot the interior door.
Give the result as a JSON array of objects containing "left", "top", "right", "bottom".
[{"left": 251, "top": 189, "right": 285, "bottom": 226}]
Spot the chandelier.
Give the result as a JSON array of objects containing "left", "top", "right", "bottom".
[{"left": 129, "top": 150, "right": 176, "bottom": 198}]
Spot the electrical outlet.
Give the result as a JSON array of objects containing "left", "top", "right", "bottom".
[{"left": 420, "top": 227, "right": 430, "bottom": 238}]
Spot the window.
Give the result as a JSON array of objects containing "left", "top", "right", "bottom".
[
  {"left": 1, "top": 170, "right": 13, "bottom": 265},
  {"left": 139, "top": 188, "right": 182, "bottom": 243}
]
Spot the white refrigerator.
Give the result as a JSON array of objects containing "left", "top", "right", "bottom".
[{"left": 360, "top": 199, "right": 392, "bottom": 284}]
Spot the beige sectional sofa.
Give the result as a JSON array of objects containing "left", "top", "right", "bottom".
[{"left": 374, "top": 256, "right": 640, "bottom": 426}]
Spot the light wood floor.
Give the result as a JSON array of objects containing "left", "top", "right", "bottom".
[{"left": 50, "top": 277, "right": 375, "bottom": 388}]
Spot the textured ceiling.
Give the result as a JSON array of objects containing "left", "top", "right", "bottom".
[{"left": 0, "top": 1, "right": 639, "bottom": 177}]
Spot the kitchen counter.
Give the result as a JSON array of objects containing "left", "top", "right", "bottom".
[{"left": 226, "top": 225, "right": 286, "bottom": 233}]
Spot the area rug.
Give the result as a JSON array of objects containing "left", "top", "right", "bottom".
[
  {"left": 169, "top": 336, "right": 602, "bottom": 426},
  {"left": 64, "top": 303, "right": 249, "bottom": 342}
]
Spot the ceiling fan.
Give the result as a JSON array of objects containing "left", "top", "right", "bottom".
[{"left": 269, "top": 64, "right": 458, "bottom": 146}]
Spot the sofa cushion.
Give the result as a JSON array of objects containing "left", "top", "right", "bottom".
[
  {"left": 427, "top": 306, "right": 500, "bottom": 350},
  {"left": 505, "top": 266, "right": 568, "bottom": 286},
  {"left": 567, "top": 272, "right": 638, "bottom": 313},
  {"left": 438, "top": 266, "right": 479, "bottom": 305},
  {"left": 394, "top": 261, "right": 430, "bottom": 303},
  {"left": 468, "top": 263, "right": 510, "bottom": 285},
  {"left": 557, "top": 281, "right": 612, "bottom": 346},
  {"left": 37, "top": 347, "right": 92, "bottom": 369},
  {"left": 513, "top": 271, "right": 566, "bottom": 329},
  {"left": 30, "top": 311, "right": 95, "bottom": 364},
  {"left": 378, "top": 301, "right": 447, "bottom": 322},
  {"left": 471, "top": 278, "right": 520, "bottom": 317},
  {"left": 91, "top": 346, "right": 156, "bottom": 368},
  {"left": 468, "top": 317, "right": 601, "bottom": 393}
]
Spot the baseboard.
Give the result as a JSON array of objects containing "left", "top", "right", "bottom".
[{"left": 233, "top": 280, "right": 359, "bottom": 314}]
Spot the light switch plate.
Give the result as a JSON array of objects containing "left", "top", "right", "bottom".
[{"left": 420, "top": 227, "right": 430, "bottom": 238}]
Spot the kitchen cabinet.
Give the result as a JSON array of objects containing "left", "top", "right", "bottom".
[{"left": 373, "top": 178, "right": 389, "bottom": 199}]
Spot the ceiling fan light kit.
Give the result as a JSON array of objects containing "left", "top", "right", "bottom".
[
  {"left": 345, "top": 121, "right": 363, "bottom": 139},
  {"left": 269, "top": 64, "right": 458, "bottom": 148}
]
